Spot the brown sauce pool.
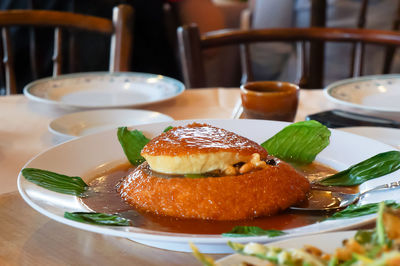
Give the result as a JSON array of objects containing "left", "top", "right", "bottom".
[{"left": 80, "top": 162, "right": 357, "bottom": 235}]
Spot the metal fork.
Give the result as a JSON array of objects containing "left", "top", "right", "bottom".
[{"left": 290, "top": 180, "right": 400, "bottom": 211}]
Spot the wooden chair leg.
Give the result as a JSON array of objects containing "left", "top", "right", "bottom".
[
  {"left": 239, "top": 44, "right": 253, "bottom": 85},
  {"left": 309, "top": 0, "right": 326, "bottom": 88},
  {"left": 2, "top": 28, "right": 16, "bottom": 94},
  {"left": 110, "top": 4, "right": 134, "bottom": 72},
  {"left": 298, "top": 41, "right": 310, "bottom": 89},
  {"left": 0, "top": 32, "right": 4, "bottom": 94},
  {"left": 350, "top": 0, "right": 368, "bottom": 77},
  {"left": 177, "top": 24, "right": 206, "bottom": 88},
  {"left": 52, "top": 27, "right": 62, "bottom": 77}
]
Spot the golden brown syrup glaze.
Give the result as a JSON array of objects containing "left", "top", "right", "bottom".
[
  {"left": 80, "top": 162, "right": 350, "bottom": 235},
  {"left": 141, "top": 123, "right": 268, "bottom": 157}
]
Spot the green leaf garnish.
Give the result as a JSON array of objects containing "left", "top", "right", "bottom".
[
  {"left": 184, "top": 172, "right": 222, "bottom": 178},
  {"left": 184, "top": 173, "right": 206, "bottom": 178},
  {"left": 163, "top": 126, "right": 174, "bottom": 132},
  {"left": 328, "top": 201, "right": 400, "bottom": 220},
  {"left": 117, "top": 127, "right": 150, "bottom": 166},
  {"left": 64, "top": 212, "right": 131, "bottom": 226},
  {"left": 261, "top": 120, "right": 330, "bottom": 164},
  {"left": 222, "top": 226, "right": 286, "bottom": 237},
  {"left": 21, "top": 168, "right": 87, "bottom": 196},
  {"left": 319, "top": 151, "right": 400, "bottom": 186}
]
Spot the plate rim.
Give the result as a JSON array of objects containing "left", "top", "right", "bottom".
[
  {"left": 338, "top": 126, "right": 400, "bottom": 150},
  {"left": 324, "top": 74, "right": 400, "bottom": 113},
  {"left": 16, "top": 119, "right": 399, "bottom": 252},
  {"left": 23, "top": 71, "right": 185, "bottom": 109},
  {"left": 48, "top": 108, "right": 174, "bottom": 138}
]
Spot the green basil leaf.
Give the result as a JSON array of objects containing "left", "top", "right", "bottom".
[
  {"left": 320, "top": 151, "right": 400, "bottom": 186},
  {"left": 328, "top": 201, "right": 400, "bottom": 220},
  {"left": 64, "top": 212, "right": 132, "bottom": 226},
  {"left": 117, "top": 127, "right": 150, "bottom": 166},
  {"left": 222, "top": 226, "right": 286, "bottom": 237},
  {"left": 163, "top": 126, "right": 174, "bottom": 132},
  {"left": 21, "top": 168, "right": 87, "bottom": 196},
  {"left": 261, "top": 120, "right": 330, "bottom": 164}
]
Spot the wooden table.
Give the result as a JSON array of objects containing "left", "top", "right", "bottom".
[{"left": 0, "top": 88, "right": 336, "bottom": 265}]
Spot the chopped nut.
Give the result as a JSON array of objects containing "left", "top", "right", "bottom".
[
  {"left": 250, "top": 153, "right": 267, "bottom": 168},
  {"left": 239, "top": 163, "right": 253, "bottom": 174},
  {"left": 224, "top": 165, "right": 237, "bottom": 176},
  {"left": 239, "top": 153, "right": 268, "bottom": 174}
]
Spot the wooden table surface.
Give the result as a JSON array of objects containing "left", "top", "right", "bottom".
[
  {"left": 0, "top": 88, "right": 338, "bottom": 265},
  {"left": 0, "top": 192, "right": 218, "bottom": 265}
]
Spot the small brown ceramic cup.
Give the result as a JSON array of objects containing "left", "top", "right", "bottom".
[{"left": 240, "top": 81, "right": 299, "bottom": 122}]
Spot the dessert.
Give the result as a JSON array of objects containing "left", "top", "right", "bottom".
[{"left": 119, "top": 123, "right": 310, "bottom": 220}]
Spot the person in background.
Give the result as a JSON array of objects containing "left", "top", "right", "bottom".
[{"left": 249, "top": 0, "right": 400, "bottom": 87}]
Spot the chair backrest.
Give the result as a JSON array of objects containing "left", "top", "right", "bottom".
[
  {"left": 177, "top": 24, "right": 400, "bottom": 89},
  {"left": 0, "top": 4, "right": 134, "bottom": 94},
  {"left": 308, "top": 0, "right": 400, "bottom": 88}
]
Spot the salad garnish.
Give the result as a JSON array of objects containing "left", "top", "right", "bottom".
[{"left": 193, "top": 202, "right": 400, "bottom": 266}]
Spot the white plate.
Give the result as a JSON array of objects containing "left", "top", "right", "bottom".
[
  {"left": 48, "top": 109, "right": 174, "bottom": 138},
  {"left": 17, "top": 119, "right": 400, "bottom": 253},
  {"left": 217, "top": 231, "right": 356, "bottom": 265},
  {"left": 324, "top": 74, "right": 400, "bottom": 118},
  {"left": 339, "top": 126, "right": 400, "bottom": 150},
  {"left": 24, "top": 72, "right": 185, "bottom": 109}
]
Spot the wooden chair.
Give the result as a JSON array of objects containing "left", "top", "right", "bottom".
[
  {"left": 177, "top": 24, "right": 400, "bottom": 89},
  {"left": 0, "top": 4, "right": 134, "bottom": 95}
]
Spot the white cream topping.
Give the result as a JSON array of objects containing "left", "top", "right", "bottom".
[{"left": 143, "top": 151, "right": 253, "bottom": 174}]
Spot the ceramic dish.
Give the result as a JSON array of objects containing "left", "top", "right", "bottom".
[
  {"left": 217, "top": 231, "right": 356, "bottom": 265},
  {"left": 324, "top": 74, "right": 400, "bottom": 114},
  {"left": 48, "top": 109, "right": 174, "bottom": 138},
  {"left": 338, "top": 126, "right": 400, "bottom": 150},
  {"left": 24, "top": 72, "right": 185, "bottom": 109},
  {"left": 17, "top": 119, "right": 400, "bottom": 253}
]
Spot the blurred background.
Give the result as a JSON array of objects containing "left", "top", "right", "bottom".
[{"left": 2, "top": 0, "right": 400, "bottom": 93}]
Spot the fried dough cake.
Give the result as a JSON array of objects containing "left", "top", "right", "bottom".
[{"left": 119, "top": 123, "right": 310, "bottom": 220}]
